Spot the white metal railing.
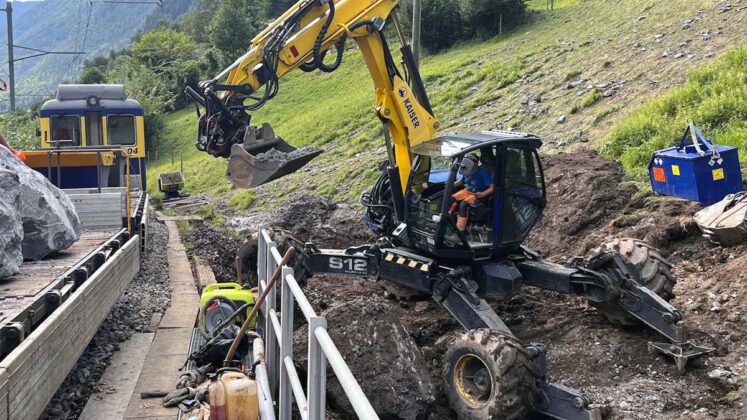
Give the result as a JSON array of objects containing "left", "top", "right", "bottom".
[{"left": 257, "top": 227, "right": 378, "bottom": 420}]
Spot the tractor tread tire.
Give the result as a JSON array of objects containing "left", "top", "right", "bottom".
[
  {"left": 443, "top": 329, "right": 537, "bottom": 419},
  {"left": 590, "top": 238, "right": 676, "bottom": 326}
]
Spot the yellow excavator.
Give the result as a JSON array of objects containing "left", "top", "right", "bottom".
[{"left": 185, "top": 1, "right": 713, "bottom": 418}]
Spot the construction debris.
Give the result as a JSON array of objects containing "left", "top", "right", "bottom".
[{"left": 694, "top": 192, "right": 747, "bottom": 246}]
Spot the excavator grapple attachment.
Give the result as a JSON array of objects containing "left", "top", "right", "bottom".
[{"left": 227, "top": 123, "right": 322, "bottom": 188}]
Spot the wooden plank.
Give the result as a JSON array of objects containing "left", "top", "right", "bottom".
[
  {"left": 0, "top": 236, "right": 140, "bottom": 420},
  {"left": 124, "top": 220, "right": 200, "bottom": 419},
  {"left": 193, "top": 256, "right": 217, "bottom": 293},
  {"left": 79, "top": 333, "right": 155, "bottom": 420}
]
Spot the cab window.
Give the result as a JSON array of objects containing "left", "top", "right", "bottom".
[
  {"left": 501, "top": 147, "right": 545, "bottom": 243},
  {"left": 50, "top": 116, "right": 81, "bottom": 146},
  {"left": 108, "top": 115, "right": 136, "bottom": 145}
]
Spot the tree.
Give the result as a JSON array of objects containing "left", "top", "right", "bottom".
[
  {"left": 209, "top": 0, "right": 264, "bottom": 67},
  {"left": 458, "top": 0, "right": 526, "bottom": 40},
  {"left": 79, "top": 67, "right": 107, "bottom": 84}
]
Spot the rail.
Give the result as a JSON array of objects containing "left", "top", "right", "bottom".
[{"left": 257, "top": 227, "right": 378, "bottom": 420}]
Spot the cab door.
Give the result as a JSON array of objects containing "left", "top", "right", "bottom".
[{"left": 496, "top": 145, "right": 546, "bottom": 248}]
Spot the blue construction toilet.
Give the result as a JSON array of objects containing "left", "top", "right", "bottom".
[{"left": 648, "top": 123, "right": 743, "bottom": 205}]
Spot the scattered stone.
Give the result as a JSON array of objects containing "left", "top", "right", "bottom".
[
  {"left": 637, "top": 15, "right": 647, "bottom": 21},
  {"left": 674, "top": 52, "right": 684, "bottom": 58},
  {"left": 710, "top": 302, "right": 721, "bottom": 312},
  {"left": 602, "top": 89, "right": 616, "bottom": 97},
  {"left": 558, "top": 115, "right": 567, "bottom": 124},
  {"left": 520, "top": 95, "right": 530, "bottom": 105},
  {"left": 595, "top": 82, "right": 610, "bottom": 89},
  {"left": 708, "top": 367, "right": 735, "bottom": 383},
  {"left": 662, "top": 51, "right": 670, "bottom": 58},
  {"left": 533, "top": 94, "right": 542, "bottom": 103}
]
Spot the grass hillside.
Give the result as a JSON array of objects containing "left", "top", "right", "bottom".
[{"left": 148, "top": 0, "right": 747, "bottom": 211}]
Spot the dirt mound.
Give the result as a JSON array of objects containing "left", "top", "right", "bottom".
[
  {"left": 229, "top": 193, "right": 376, "bottom": 249},
  {"left": 294, "top": 297, "right": 436, "bottom": 420},
  {"left": 527, "top": 151, "right": 701, "bottom": 259},
  {"left": 184, "top": 224, "right": 240, "bottom": 283}
]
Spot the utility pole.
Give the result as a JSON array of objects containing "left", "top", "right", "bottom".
[
  {"left": 4, "top": 0, "right": 14, "bottom": 112},
  {"left": 412, "top": 0, "right": 421, "bottom": 67}
]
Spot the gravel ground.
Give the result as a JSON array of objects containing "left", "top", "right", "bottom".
[{"left": 41, "top": 213, "right": 171, "bottom": 420}]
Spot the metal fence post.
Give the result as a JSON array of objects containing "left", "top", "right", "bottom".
[
  {"left": 307, "top": 317, "right": 328, "bottom": 420},
  {"left": 279, "top": 266, "right": 295, "bottom": 420},
  {"left": 266, "top": 240, "right": 278, "bottom": 395}
]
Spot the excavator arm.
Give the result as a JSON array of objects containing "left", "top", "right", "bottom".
[{"left": 186, "top": 0, "right": 440, "bottom": 192}]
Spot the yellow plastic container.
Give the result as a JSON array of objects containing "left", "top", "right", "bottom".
[{"left": 209, "top": 371, "right": 259, "bottom": 420}]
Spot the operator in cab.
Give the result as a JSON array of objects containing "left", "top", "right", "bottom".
[{"left": 450, "top": 153, "right": 494, "bottom": 231}]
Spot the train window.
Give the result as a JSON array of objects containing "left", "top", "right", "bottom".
[
  {"left": 108, "top": 115, "right": 136, "bottom": 145},
  {"left": 50, "top": 116, "right": 81, "bottom": 146}
]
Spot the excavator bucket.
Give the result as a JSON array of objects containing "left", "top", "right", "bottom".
[{"left": 227, "top": 123, "right": 322, "bottom": 188}]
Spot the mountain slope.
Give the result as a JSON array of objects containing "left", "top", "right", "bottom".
[
  {"left": 148, "top": 0, "right": 747, "bottom": 210},
  {"left": 0, "top": 0, "right": 198, "bottom": 110}
]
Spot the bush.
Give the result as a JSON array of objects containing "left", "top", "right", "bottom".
[{"left": 603, "top": 46, "right": 747, "bottom": 180}]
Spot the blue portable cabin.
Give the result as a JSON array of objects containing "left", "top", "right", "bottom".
[{"left": 25, "top": 84, "right": 147, "bottom": 190}]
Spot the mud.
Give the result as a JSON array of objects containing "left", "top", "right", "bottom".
[
  {"left": 187, "top": 151, "right": 746, "bottom": 419},
  {"left": 294, "top": 297, "right": 437, "bottom": 419}
]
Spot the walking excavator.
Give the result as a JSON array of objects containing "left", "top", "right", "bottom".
[{"left": 185, "top": 0, "right": 714, "bottom": 418}]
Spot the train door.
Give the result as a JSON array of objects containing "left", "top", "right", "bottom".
[{"left": 85, "top": 112, "right": 103, "bottom": 146}]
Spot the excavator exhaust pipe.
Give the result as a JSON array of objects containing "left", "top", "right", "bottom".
[{"left": 227, "top": 123, "right": 322, "bottom": 188}]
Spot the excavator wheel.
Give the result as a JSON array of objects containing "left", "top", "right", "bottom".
[
  {"left": 443, "top": 329, "right": 537, "bottom": 420},
  {"left": 590, "top": 238, "right": 676, "bottom": 326}
]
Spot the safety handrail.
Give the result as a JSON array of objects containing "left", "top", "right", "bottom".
[
  {"left": 257, "top": 227, "right": 378, "bottom": 420},
  {"left": 38, "top": 147, "right": 135, "bottom": 233}
]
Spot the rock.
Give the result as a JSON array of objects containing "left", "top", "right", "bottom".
[
  {"left": 520, "top": 95, "right": 530, "bottom": 105},
  {"left": 0, "top": 146, "right": 82, "bottom": 260},
  {"left": 603, "top": 89, "right": 616, "bottom": 97},
  {"left": 708, "top": 367, "right": 735, "bottom": 383},
  {"left": 637, "top": 15, "right": 647, "bottom": 21},
  {"left": 558, "top": 115, "right": 567, "bottom": 124},
  {"left": 710, "top": 302, "right": 721, "bottom": 312},
  {"left": 293, "top": 298, "right": 436, "bottom": 420},
  {"left": 533, "top": 94, "right": 542, "bottom": 103},
  {"left": 674, "top": 52, "right": 684, "bottom": 59},
  {"left": 0, "top": 168, "right": 22, "bottom": 278},
  {"left": 595, "top": 82, "right": 610, "bottom": 89}
]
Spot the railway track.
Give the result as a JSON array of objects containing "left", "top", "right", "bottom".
[{"left": 0, "top": 191, "right": 148, "bottom": 420}]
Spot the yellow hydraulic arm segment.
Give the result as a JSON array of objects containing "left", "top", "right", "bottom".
[{"left": 187, "top": 0, "right": 440, "bottom": 191}]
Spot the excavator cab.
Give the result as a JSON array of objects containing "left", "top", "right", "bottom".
[{"left": 403, "top": 131, "right": 546, "bottom": 259}]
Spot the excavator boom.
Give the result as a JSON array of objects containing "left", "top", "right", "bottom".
[{"left": 186, "top": 0, "right": 439, "bottom": 190}]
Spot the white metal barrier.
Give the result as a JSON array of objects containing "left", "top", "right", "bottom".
[{"left": 257, "top": 227, "right": 378, "bottom": 420}]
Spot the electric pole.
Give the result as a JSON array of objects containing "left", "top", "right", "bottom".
[
  {"left": 412, "top": 0, "right": 421, "bottom": 67},
  {"left": 4, "top": 0, "right": 14, "bottom": 112}
]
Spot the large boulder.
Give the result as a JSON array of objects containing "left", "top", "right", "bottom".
[
  {"left": 294, "top": 297, "right": 436, "bottom": 419},
  {"left": 0, "top": 168, "right": 22, "bottom": 277},
  {"left": 0, "top": 147, "right": 82, "bottom": 261}
]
